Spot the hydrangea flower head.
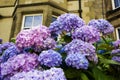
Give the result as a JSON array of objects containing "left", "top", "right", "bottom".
[
  {"left": 16, "top": 25, "right": 56, "bottom": 52},
  {"left": 113, "top": 40, "right": 120, "bottom": 48},
  {"left": 16, "top": 29, "right": 34, "bottom": 50},
  {"left": 65, "top": 53, "right": 89, "bottom": 69},
  {"left": 1, "top": 45, "right": 20, "bottom": 63},
  {"left": 57, "top": 13, "right": 85, "bottom": 32},
  {"left": 112, "top": 56, "right": 120, "bottom": 63},
  {"left": 38, "top": 49, "right": 62, "bottom": 67},
  {"left": 11, "top": 67, "right": 66, "bottom": 80},
  {"left": 0, "top": 42, "right": 14, "bottom": 55},
  {"left": 88, "top": 19, "right": 114, "bottom": 35},
  {"left": 111, "top": 49, "right": 120, "bottom": 55},
  {"left": 64, "top": 39, "right": 98, "bottom": 63},
  {"left": 1, "top": 53, "right": 38, "bottom": 77},
  {"left": 72, "top": 25, "right": 100, "bottom": 43},
  {"left": 49, "top": 20, "right": 63, "bottom": 35}
]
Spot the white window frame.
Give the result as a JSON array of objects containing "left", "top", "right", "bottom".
[
  {"left": 112, "top": 0, "right": 120, "bottom": 9},
  {"left": 116, "top": 27, "right": 120, "bottom": 40},
  {"left": 21, "top": 14, "right": 43, "bottom": 30}
]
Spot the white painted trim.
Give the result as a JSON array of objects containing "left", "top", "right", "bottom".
[
  {"left": 111, "top": 0, "right": 120, "bottom": 9},
  {"left": 21, "top": 14, "right": 43, "bottom": 30},
  {"left": 112, "top": 0, "right": 115, "bottom": 9},
  {"left": 116, "top": 27, "right": 120, "bottom": 40}
]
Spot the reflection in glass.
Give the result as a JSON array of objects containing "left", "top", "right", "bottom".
[
  {"left": 24, "top": 16, "right": 33, "bottom": 28},
  {"left": 33, "top": 16, "right": 42, "bottom": 26}
]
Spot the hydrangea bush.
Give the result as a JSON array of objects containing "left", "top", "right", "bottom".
[{"left": 0, "top": 13, "right": 120, "bottom": 80}]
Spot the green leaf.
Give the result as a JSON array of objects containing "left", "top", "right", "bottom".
[
  {"left": 92, "top": 66, "right": 114, "bottom": 80},
  {"left": 64, "top": 67, "right": 81, "bottom": 78},
  {"left": 99, "top": 55, "right": 120, "bottom": 65},
  {"left": 80, "top": 73, "right": 89, "bottom": 80}
]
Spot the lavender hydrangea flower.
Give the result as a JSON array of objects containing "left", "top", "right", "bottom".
[
  {"left": 34, "top": 37, "right": 56, "bottom": 52},
  {"left": 64, "top": 39, "right": 98, "bottom": 63},
  {"left": 1, "top": 53, "right": 38, "bottom": 77},
  {"left": 10, "top": 70, "right": 43, "bottom": 80},
  {"left": 88, "top": 19, "right": 114, "bottom": 35},
  {"left": 72, "top": 25, "right": 100, "bottom": 43},
  {"left": 43, "top": 67, "right": 66, "bottom": 80},
  {"left": 38, "top": 49, "right": 62, "bottom": 67},
  {"left": 16, "top": 25, "right": 56, "bottom": 52},
  {"left": 1, "top": 45, "right": 20, "bottom": 63},
  {"left": 113, "top": 40, "right": 120, "bottom": 48},
  {"left": 10, "top": 67, "right": 66, "bottom": 80},
  {"left": 65, "top": 53, "right": 89, "bottom": 69},
  {"left": 16, "top": 29, "right": 34, "bottom": 50},
  {"left": 57, "top": 13, "right": 85, "bottom": 32},
  {"left": 112, "top": 56, "right": 120, "bottom": 63},
  {"left": 111, "top": 49, "right": 120, "bottom": 55},
  {"left": 0, "top": 42, "right": 14, "bottom": 55},
  {"left": 49, "top": 21, "right": 63, "bottom": 35}
]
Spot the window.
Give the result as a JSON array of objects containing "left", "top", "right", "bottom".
[
  {"left": 116, "top": 27, "right": 120, "bottom": 40},
  {"left": 112, "top": 0, "right": 120, "bottom": 9},
  {"left": 52, "top": 15, "right": 57, "bottom": 22},
  {"left": 22, "top": 14, "right": 43, "bottom": 30}
]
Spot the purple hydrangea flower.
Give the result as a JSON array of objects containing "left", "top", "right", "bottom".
[
  {"left": 113, "top": 40, "right": 120, "bottom": 48},
  {"left": 16, "top": 25, "right": 56, "bottom": 52},
  {"left": 88, "top": 19, "right": 114, "bottom": 35},
  {"left": 0, "top": 42, "right": 14, "bottom": 55},
  {"left": 1, "top": 45, "right": 20, "bottom": 63},
  {"left": 112, "top": 56, "right": 120, "bottom": 63},
  {"left": 65, "top": 53, "right": 89, "bottom": 69},
  {"left": 38, "top": 49, "right": 62, "bottom": 67},
  {"left": 10, "top": 67, "right": 66, "bottom": 80},
  {"left": 57, "top": 13, "right": 85, "bottom": 32},
  {"left": 1, "top": 53, "right": 38, "bottom": 77},
  {"left": 72, "top": 25, "right": 100, "bottom": 43},
  {"left": 49, "top": 21, "right": 63, "bottom": 35},
  {"left": 111, "top": 49, "right": 120, "bottom": 55},
  {"left": 64, "top": 39, "right": 98, "bottom": 63}
]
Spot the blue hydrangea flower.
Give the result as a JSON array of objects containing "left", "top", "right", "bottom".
[
  {"left": 38, "top": 49, "right": 62, "bottom": 67},
  {"left": 88, "top": 19, "right": 114, "bottom": 35},
  {"left": 72, "top": 25, "right": 100, "bottom": 43},
  {"left": 57, "top": 13, "right": 85, "bottom": 32},
  {"left": 65, "top": 53, "right": 89, "bottom": 69},
  {"left": 49, "top": 21, "right": 63, "bottom": 35},
  {"left": 1, "top": 45, "right": 20, "bottom": 63},
  {"left": 64, "top": 39, "right": 98, "bottom": 63},
  {"left": 98, "top": 50, "right": 107, "bottom": 54}
]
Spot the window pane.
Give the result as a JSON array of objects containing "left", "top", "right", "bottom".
[
  {"left": 33, "top": 15, "right": 42, "bottom": 26},
  {"left": 114, "top": 0, "right": 120, "bottom": 8},
  {"left": 52, "top": 16, "right": 57, "bottom": 22},
  {"left": 24, "top": 16, "right": 33, "bottom": 28}
]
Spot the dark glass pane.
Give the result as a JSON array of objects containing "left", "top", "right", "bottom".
[
  {"left": 33, "top": 15, "right": 42, "bottom": 26},
  {"left": 52, "top": 16, "right": 57, "bottom": 22},
  {"left": 114, "top": 0, "right": 120, "bottom": 8},
  {"left": 24, "top": 16, "right": 33, "bottom": 28}
]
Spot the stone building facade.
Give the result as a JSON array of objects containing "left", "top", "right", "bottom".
[
  {"left": 0, "top": 0, "right": 116, "bottom": 42},
  {"left": 105, "top": 0, "right": 120, "bottom": 40}
]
